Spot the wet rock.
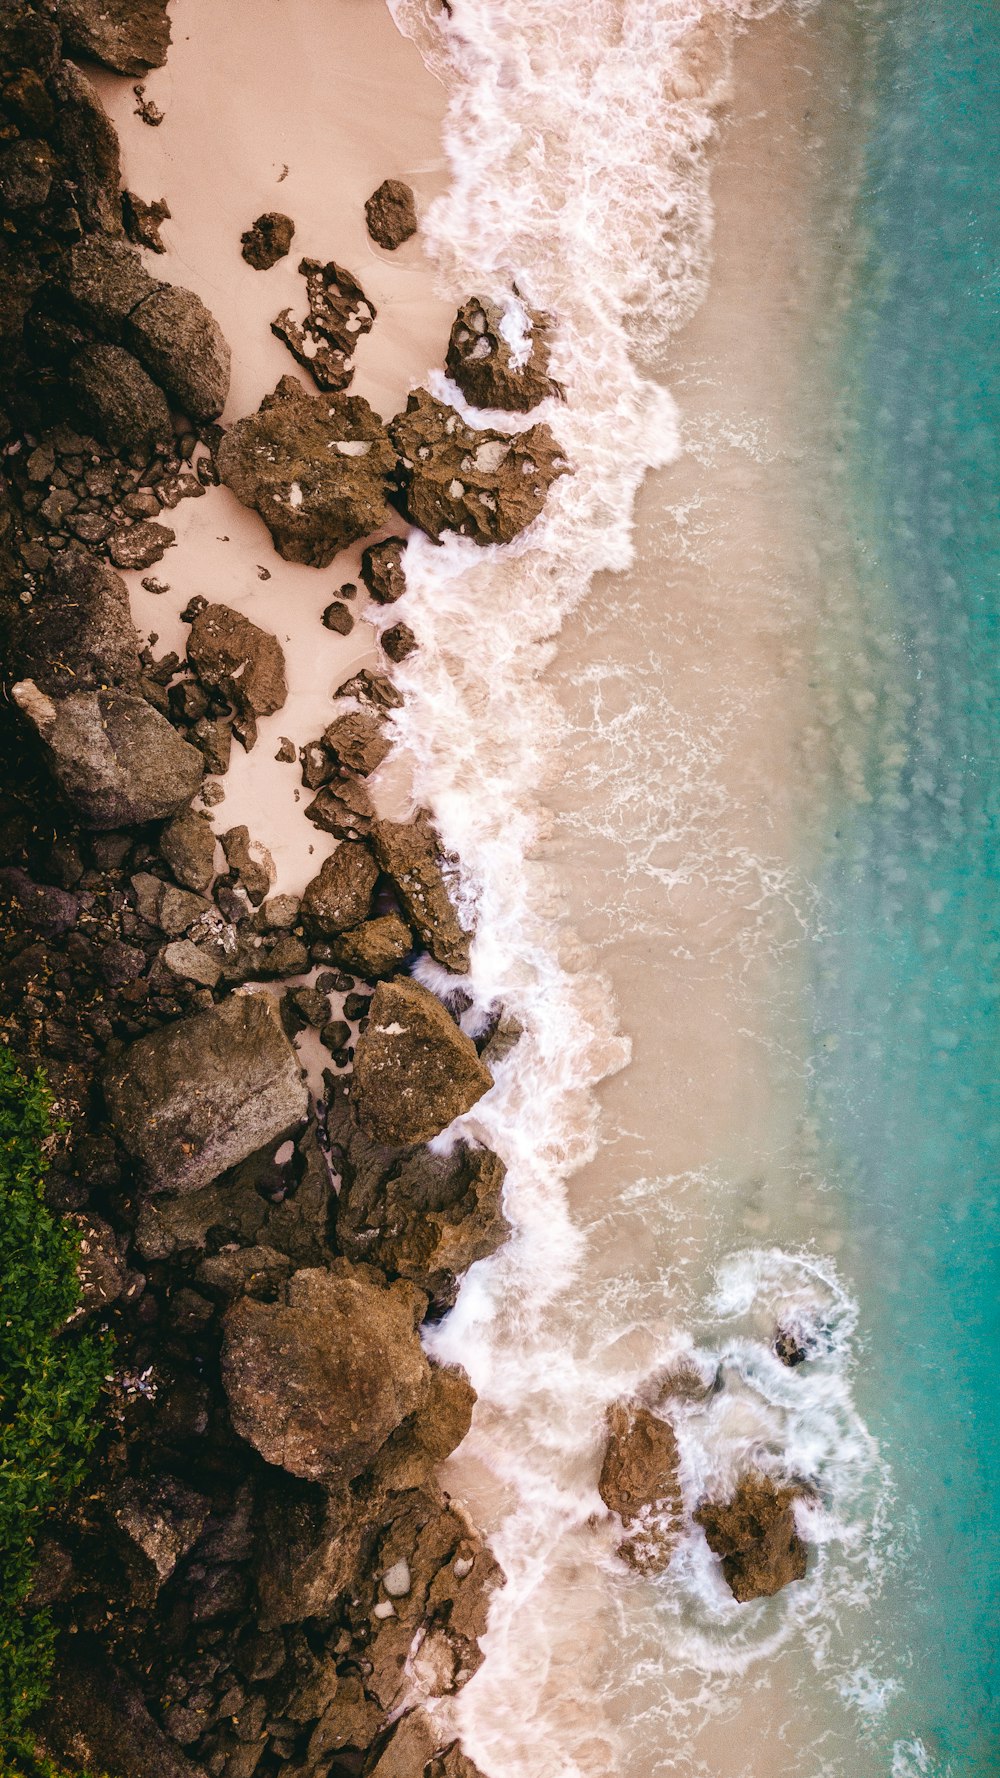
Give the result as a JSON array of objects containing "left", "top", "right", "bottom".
[
  {"left": 54, "top": 62, "right": 125, "bottom": 237},
  {"left": 694, "top": 1472, "right": 809, "bottom": 1602},
  {"left": 352, "top": 977, "right": 493, "bottom": 1147},
  {"left": 53, "top": 0, "right": 172, "bottom": 75},
  {"left": 774, "top": 1321, "right": 818, "bottom": 1368},
  {"left": 187, "top": 602, "right": 287, "bottom": 717},
  {"left": 336, "top": 666, "right": 404, "bottom": 711},
  {"left": 446, "top": 295, "right": 559, "bottom": 413},
  {"left": 122, "top": 188, "right": 171, "bottom": 252},
  {"left": 381, "top": 620, "right": 417, "bottom": 663},
  {"left": 159, "top": 808, "right": 217, "bottom": 894},
  {"left": 108, "top": 517, "right": 174, "bottom": 570},
  {"left": 598, "top": 1400, "right": 683, "bottom": 1575},
  {"left": 221, "top": 1264, "right": 430, "bottom": 1484},
  {"left": 389, "top": 388, "right": 569, "bottom": 545},
  {"left": 241, "top": 210, "right": 295, "bottom": 270},
  {"left": 42, "top": 1641, "right": 204, "bottom": 1778},
  {"left": 13, "top": 548, "right": 139, "bottom": 693},
  {"left": 107, "top": 1473, "right": 210, "bottom": 1596},
  {"left": 304, "top": 774, "right": 374, "bottom": 840},
  {"left": 13, "top": 680, "right": 203, "bottom": 828},
  {"left": 125, "top": 283, "right": 231, "bottom": 422},
  {"left": 360, "top": 535, "right": 406, "bottom": 605},
  {"left": 103, "top": 992, "right": 309, "bottom": 1194},
  {"left": 323, "top": 710, "right": 391, "bottom": 777},
  {"left": 217, "top": 376, "right": 395, "bottom": 567},
  {"left": 372, "top": 813, "right": 472, "bottom": 973},
  {"left": 331, "top": 913, "right": 413, "bottom": 980},
  {"left": 271, "top": 257, "right": 376, "bottom": 392},
  {"left": 68, "top": 342, "right": 172, "bottom": 454},
  {"left": 365, "top": 178, "right": 418, "bottom": 250},
  {"left": 299, "top": 842, "right": 379, "bottom": 935},
  {"left": 369, "top": 1712, "right": 486, "bottom": 1778}
]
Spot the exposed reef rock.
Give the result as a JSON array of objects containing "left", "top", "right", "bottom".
[
  {"left": 241, "top": 209, "right": 294, "bottom": 269},
  {"left": 53, "top": 0, "right": 172, "bottom": 77},
  {"left": 447, "top": 295, "right": 559, "bottom": 412},
  {"left": 103, "top": 992, "right": 309, "bottom": 1193},
  {"left": 272, "top": 257, "right": 376, "bottom": 391},
  {"left": 351, "top": 977, "right": 493, "bottom": 1147},
  {"left": 372, "top": 813, "right": 472, "bottom": 973},
  {"left": 389, "top": 388, "right": 569, "bottom": 545},
  {"left": 365, "top": 178, "right": 418, "bottom": 250},
  {"left": 331, "top": 912, "right": 413, "bottom": 979},
  {"left": 12, "top": 680, "right": 203, "bottom": 827},
  {"left": 694, "top": 1472, "right": 809, "bottom": 1602},
  {"left": 217, "top": 375, "right": 395, "bottom": 565},
  {"left": 186, "top": 601, "right": 287, "bottom": 718},
  {"left": 323, "top": 709, "right": 392, "bottom": 776},
  {"left": 599, "top": 1400, "right": 684, "bottom": 1574}
]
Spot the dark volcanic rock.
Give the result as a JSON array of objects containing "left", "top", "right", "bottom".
[
  {"left": 186, "top": 601, "right": 287, "bottom": 716},
  {"left": 12, "top": 680, "right": 202, "bottom": 827},
  {"left": 103, "top": 992, "right": 309, "bottom": 1194},
  {"left": 65, "top": 233, "right": 158, "bottom": 332},
  {"left": 54, "top": 62, "right": 125, "bottom": 237},
  {"left": 598, "top": 1400, "right": 684, "bottom": 1575},
  {"left": 365, "top": 178, "right": 418, "bottom": 250},
  {"left": 360, "top": 535, "right": 407, "bottom": 604},
  {"left": 221, "top": 1264, "right": 430, "bottom": 1484},
  {"left": 53, "top": 0, "right": 172, "bottom": 76},
  {"left": 271, "top": 257, "right": 376, "bottom": 392},
  {"left": 108, "top": 517, "right": 174, "bottom": 570},
  {"left": 217, "top": 376, "right": 395, "bottom": 566},
  {"left": 372, "top": 813, "right": 472, "bottom": 973},
  {"left": 381, "top": 620, "right": 417, "bottom": 663},
  {"left": 42, "top": 1640, "right": 203, "bottom": 1778},
  {"left": 299, "top": 842, "right": 379, "bottom": 935},
  {"left": 13, "top": 548, "right": 139, "bottom": 693},
  {"left": 158, "top": 808, "right": 217, "bottom": 894},
  {"left": 694, "top": 1472, "right": 809, "bottom": 1603},
  {"left": 254, "top": 1475, "right": 360, "bottom": 1628},
  {"left": 241, "top": 210, "right": 295, "bottom": 270},
  {"left": 324, "top": 710, "right": 391, "bottom": 776},
  {"left": 122, "top": 188, "right": 171, "bottom": 252},
  {"left": 332, "top": 913, "right": 413, "bottom": 979},
  {"left": 352, "top": 978, "right": 493, "bottom": 1147},
  {"left": 124, "top": 283, "right": 231, "bottom": 422},
  {"left": 389, "top": 388, "right": 569, "bottom": 545},
  {"left": 447, "top": 295, "right": 559, "bottom": 412},
  {"left": 68, "top": 341, "right": 172, "bottom": 453}
]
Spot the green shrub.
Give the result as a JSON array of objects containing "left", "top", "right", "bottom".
[{"left": 0, "top": 1046, "right": 107, "bottom": 1773}]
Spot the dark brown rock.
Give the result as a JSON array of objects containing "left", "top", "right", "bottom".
[
  {"left": 598, "top": 1400, "right": 683, "bottom": 1574},
  {"left": 381, "top": 620, "right": 417, "bottom": 663},
  {"left": 125, "top": 283, "right": 231, "bottom": 422},
  {"left": 254, "top": 1475, "right": 360, "bottom": 1629},
  {"left": 13, "top": 548, "right": 139, "bottom": 693},
  {"left": 54, "top": 61, "right": 125, "bottom": 236},
  {"left": 12, "top": 680, "right": 202, "bottom": 828},
  {"left": 372, "top": 813, "right": 471, "bottom": 973},
  {"left": 331, "top": 913, "right": 413, "bottom": 980},
  {"left": 321, "top": 599, "right": 354, "bottom": 634},
  {"left": 336, "top": 666, "right": 404, "bottom": 710},
  {"left": 694, "top": 1472, "right": 809, "bottom": 1602},
  {"left": 271, "top": 257, "right": 376, "bottom": 392},
  {"left": 352, "top": 977, "right": 493, "bottom": 1147},
  {"left": 159, "top": 808, "right": 217, "bottom": 894},
  {"left": 217, "top": 376, "right": 395, "bottom": 566},
  {"left": 187, "top": 602, "right": 287, "bottom": 716},
  {"left": 304, "top": 774, "right": 374, "bottom": 840},
  {"left": 66, "top": 1210, "right": 129, "bottom": 1320},
  {"left": 360, "top": 535, "right": 406, "bottom": 604},
  {"left": 220, "top": 825, "right": 275, "bottom": 905},
  {"left": 323, "top": 710, "right": 391, "bottom": 776},
  {"left": 221, "top": 1264, "right": 430, "bottom": 1484},
  {"left": 122, "top": 188, "right": 171, "bottom": 252},
  {"left": 41, "top": 1641, "right": 204, "bottom": 1778},
  {"left": 446, "top": 295, "right": 559, "bottom": 412},
  {"left": 389, "top": 388, "right": 569, "bottom": 545},
  {"left": 108, "top": 518, "right": 174, "bottom": 570},
  {"left": 64, "top": 233, "right": 158, "bottom": 333},
  {"left": 107, "top": 1474, "right": 210, "bottom": 1598},
  {"left": 68, "top": 341, "right": 172, "bottom": 454},
  {"left": 241, "top": 210, "right": 295, "bottom": 270},
  {"left": 53, "top": 0, "right": 171, "bottom": 75},
  {"left": 299, "top": 842, "right": 379, "bottom": 935},
  {"left": 365, "top": 178, "right": 418, "bottom": 250}
]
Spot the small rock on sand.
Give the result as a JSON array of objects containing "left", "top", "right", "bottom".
[
  {"left": 364, "top": 178, "right": 418, "bottom": 250},
  {"left": 241, "top": 210, "right": 295, "bottom": 270}
]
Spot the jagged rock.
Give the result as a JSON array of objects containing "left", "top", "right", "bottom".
[
  {"left": 321, "top": 598, "right": 354, "bottom": 634},
  {"left": 304, "top": 774, "right": 374, "bottom": 840},
  {"left": 299, "top": 842, "right": 378, "bottom": 935},
  {"left": 131, "top": 872, "right": 211, "bottom": 936},
  {"left": 12, "top": 680, "right": 203, "bottom": 828},
  {"left": 241, "top": 210, "right": 294, "bottom": 270},
  {"left": 159, "top": 809, "right": 217, "bottom": 894},
  {"left": 372, "top": 814, "right": 471, "bottom": 973},
  {"left": 271, "top": 257, "right": 375, "bottom": 392},
  {"left": 0, "top": 868, "right": 82, "bottom": 938},
  {"left": 446, "top": 295, "right": 559, "bottom": 413},
  {"left": 42, "top": 1641, "right": 204, "bottom": 1778},
  {"left": 598, "top": 1401, "right": 683, "bottom": 1575},
  {"left": 135, "top": 1129, "right": 332, "bottom": 1268},
  {"left": 0, "top": 136, "right": 54, "bottom": 212},
  {"left": 255, "top": 1475, "right": 360, "bottom": 1629},
  {"left": 68, "top": 341, "right": 172, "bottom": 453},
  {"left": 389, "top": 388, "right": 569, "bottom": 545},
  {"left": 124, "top": 283, "right": 231, "bottom": 422},
  {"left": 365, "top": 179, "right": 418, "bottom": 250},
  {"left": 53, "top": 0, "right": 172, "bottom": 75},
  {"left": 54, "top": 62, "right": 124, "bottom": 236},
  {"left": 13, "top": 548, "right": 139, "bottom": 693},
  {"left": 381, "top": 621, "right": 417, "bottom": 663},
  {"left": 162, "top": 938, "right": 222, "bottom": 987},
  {"left": 65, "top": 233, "right": 158, "bottom": 332},
  {"left": 360, "top": 535, "right": 407, "bottom": 604},
  {"left": 187, "top": 602, "right": 287, "bottom": 716},
  {"left": 103, "top": 992, "right": 309, "bottom": 1194},
  {"left": 369, "top": 1712, "right": 488, "bottom": 1778},
  {"left": 122, "top": 188, "right": 171, "bottom": 252},
  {"left": 197, "top": 1242, "right": 294, "bottom": 1300},
  {"left": 352, "top": 977, "right": 493, "bottom": 1147},
  {"left": 220, "top": 1264, "right": 430, "bottom": 1484},
  {"left": 323, "top": 711, "right": 391, "bottom": 777},
  {"left": 336, "top": 666, "right": 403, "bottom": 710},
  {"left": 217, "top": 376, "right": 395, "bottom": 567},
  {"left": 66, "top": 1210, "right": 129, "bottom": 1319},
  {"left": 331, "top": 914, "right": 412, "bottom": 980},
  {"left": 107, "top": 1474, "right": 210, "bottom": 1597},
  {"left": 108, "top": 518, "right": 174, "bottom": 570},
  {"left": 694, "top": 1472, "right": 809, "bottom": 1602}
]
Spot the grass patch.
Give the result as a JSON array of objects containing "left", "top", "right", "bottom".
[{"left": 0, "top": 1045, "right": 108, "bottom": 1774}]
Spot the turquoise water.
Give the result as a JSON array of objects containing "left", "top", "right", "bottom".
[{"left": 813, "top": 2, "right": 1000, "bottom": 1769}]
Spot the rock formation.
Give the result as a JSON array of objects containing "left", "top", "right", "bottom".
[
  {"left": 351, "top": 977, "right": 493, "bottom": 1146},
  {"left": 241, "top": 209, "right": 294, "bottom": 269},
  {"left": 272, "top": 257, "right": 376, "bottom": 391},
  {"left": 365, "top": 178, "right": 418, "bottom": 249},
  {"left": 299, "top": 841, "right": 379, "bottom": 934},
  {"left": 389, "top": 388, "right": 569, "bottom": 545},
  {"left": 446, "top": 294, "right": 559, "bottom": 412},
  {"left": 12, "top": 680, "right": 203, "bottom": 827},
  {"left": 694, "top": 1472, "right": 809, "bottom": 1602},
  {"left": 598, "top": 1400, "right": 684, "bottom": 1574},
  {"left": 186, "top": 602, "right": 288, "bottom": 719},
  {"left": 361, "top": 534, "right": 407, "bottom": 604},
  {"left": 53, "top": 0, "right": 172, "bottom": 77},
  {"left": 372, "top": 813, "right": 473, "bottom": 972}
]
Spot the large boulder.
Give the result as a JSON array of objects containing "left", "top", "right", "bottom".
[
  {"left": 103, "top": 992, "right": 309, "bottom": 1194},
  {"left": 68, "top": 341, "right": 172, "bottom": 454},
  {"left": 331, "top": 913, "right": 413, "bottom": 980},
  {"left": 186, "top": 602, "right": 287, "bottom": 717},
  {"left": 446, "top": 295, "right": 559, "bottom": 413},
  {"left": 53, "top": 62, "right": 124, "bottom": 237},
  {"left": 13, "top": 548, "right": 139, "bottom": 693},
  {"left": 351, "top": 978, "right": 493, "bottom": 1147},
  {"left": 372, "top": 814, "right": 472, "bottom": 973},
  {"left": 254, "top": 1474, "right": 361, "bottom": 1628},
  {"left": 64, "top": 234, "right": 158, "bottom": 334},
  {"left": 220, "top": 1264, "right": 430, "bottom": 1484},
  {"left": 389, "top": 388, "right": 568, "bottom": 546},
  {"left": 12, "top": 680, "right": 203, "bottom": 827},
  {"left": 53, "top": 0, "right": 172, "bottom": 75},
  {"left": 598, "top": 1400, "right": 684, "bottom": 1575},
  {"left": 694, "top": 1472, "right": 809, "bottom": 1602},
  {"left": 299, "top": 841, "right": 379, "bottom": 935},
  {"left": 124, "top": 284, "right": 230, "bottom": 423},
  {"left": 217, "top": 375, "right": 395, "bottom": 566},
  {"left": 323, "top": 710, "right": 391, "bottom": 777}
]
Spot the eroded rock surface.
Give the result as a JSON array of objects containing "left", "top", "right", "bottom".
[
  {"left": 390, "top": 388, "right": 568, "bottom": 545},
  {"left": 332, "top": 913, "right": 413, "bottom": 980},
  {"left": 372, "top": 813, "right": 472, "bottom": 973},
  {"left": 272, "top": 257, "right": 375, "bottom": 391},
  {"left": 13, "top": 680, "right": 203, "bottom": 827},
  {"left": 12, "top": 548, "right": 139, "bottom": 693},
  {"left": 360, "top": 535, "right": 407, "bottom": 604},
  {"left": 365, "top": 178, "right": 417, "bottom": 250},
  {"left": 351, "top": 977, "right": 493, "bottom": 1147},
  {"left": 447, "top": 295, "right": 559, "bottom": 412},
  {"left": 694, "top": 1472, "right": 809, "bottom": 1602},
  {"left": 599, "top": 1400, "right": 684, "bottom": 1575},
  {"left": 241, "top": 210, "right": 294, "bottom": 270},
  {"left": 299, "top": 841, "right": 379, "bottom": 934}
]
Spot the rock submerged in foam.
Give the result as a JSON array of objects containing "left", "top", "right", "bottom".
[
  {"left": 694, "top": 1471, "right": 810, "bottom": 1602},
  {"left": 447, "top": 294, "right": 560, "bottom": 413},
  {"left": 599, "top": 1399, "right": 684, "bottom": 1574}
]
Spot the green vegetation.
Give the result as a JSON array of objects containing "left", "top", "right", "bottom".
[{"left": 0, "top": 1046, "right": 107, "bottom": 1774}]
